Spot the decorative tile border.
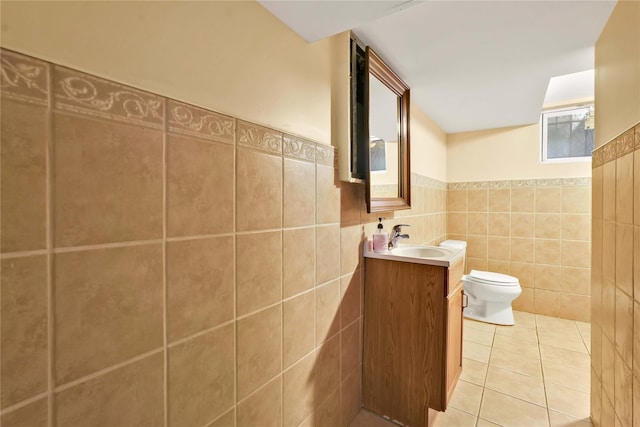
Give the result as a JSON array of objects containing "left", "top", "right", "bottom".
[
  {"left": 448, "top": 178, "right": 590, "bottom": 189},
  {"left": 468, "top": 181, "right": 489, "bottom": 189},
  {"left": 447, "top": 182, "right": 468, "bottom": 190},
  {"left": 283, "top": 134, "right": 316, "bottom": 163},
  {"left": 592, "top": 148, "right": 604, "bottom": 168},
  {"left": 617, "top": 128, "right": 635, "bottom": 157},
  {"left": 53, "top": 66, "right": 165, "bottom": 129},
  {"left": 316, "top": 144, "right": 335, "bottom": 167},
  {"left": 511, "top": 179, "right": 535, "bottom": 188},
  {"left": 536, "top": 178, "right": 563, "bottom": 187},
  {"left": 412, "top": 174, "right": 446, "bottom": 189},
  {"left": 489, "top": 181, "right": 511, "bottom": 188},
  {"left": 0, "top": 49, "right": 49, "bottom": 105},
  {"left": 371, "top": 184, "right": 398, "bottom": 197},
  {"left": 593, "top": 123, "right": 640, "bottom": 168},
  {"left": 563, "top": 177, "right": 591, "bottom": 187},
  {"left": 167, "top": 100, "right": 234, "bottom": 144},
  {"left": 236, "top": 120, "right": 282, "bottom": 155}
]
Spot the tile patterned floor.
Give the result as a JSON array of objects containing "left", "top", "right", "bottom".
[{"left": 350, "top": 311, "right": 592, "bottom": 427}]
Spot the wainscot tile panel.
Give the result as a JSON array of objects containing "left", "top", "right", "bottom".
[
  {"left": 55, "top": 353, "right": 164, "bottom": 427},
  {"left": 53, "top": 113, "right": 164, "bottom": 247},
  {"left": 1, "top": 397, "right": 48, "bottom": 427},
  {"left": 54, "top": 244, "right": 164, "bottom": 384},
  {"left": 1, "top": 255, "right": 48, "bottom": 408},
  {"left": 0, "top": 100, "right": 48, "bottom": 252},
  {"left": 166, "top": 134, "right": 234, "bottom": 237},
  {"left": 0, "top": 47, "right": 453, "bottom": 427},
  {"left": 591, "top": 121, "right": 640, "bottom": 427},
  {"left": 447, "top": 176, "right": 592, "bottom": 322},
  {"left": 168, "top": 325, "right": 235, "bottom": 426}
]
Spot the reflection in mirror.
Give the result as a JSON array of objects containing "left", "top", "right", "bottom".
[
  {"left": 369, "top": 73, "right": 400, "bottom": 198},
  {"left": 365, "top": 47, "right": 410, "bottom": 213}
]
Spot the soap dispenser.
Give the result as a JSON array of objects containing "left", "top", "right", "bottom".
[{"left": 372, "top": 218, "right": 389, "bottom": 253}]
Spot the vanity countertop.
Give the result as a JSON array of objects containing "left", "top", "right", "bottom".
[{"left": 363, "top": 241, "right": 465, "bottom": 267}]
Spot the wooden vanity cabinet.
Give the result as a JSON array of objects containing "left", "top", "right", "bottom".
[
  {"left": 444, "top": 260, "right": 464, "bottom": 408},
  {"left": 362, "top": 256, "right": 465, "bottom": 427}
]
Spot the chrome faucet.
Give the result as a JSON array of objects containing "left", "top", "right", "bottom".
[{"left": 389, "top": 224, "right": 410, "bottom": 249}]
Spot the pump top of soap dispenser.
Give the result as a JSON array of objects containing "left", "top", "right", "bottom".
[{"left": 377, "top": 218, "right": 384, "bottom": 232}]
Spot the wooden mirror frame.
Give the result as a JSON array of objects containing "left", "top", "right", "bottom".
[{"left": 364, "top": 47, "right": 411, "bottom": 213}]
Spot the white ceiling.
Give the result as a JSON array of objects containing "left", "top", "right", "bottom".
[{"left": 259, "top": 0, "right": 616, "bottom": 134}]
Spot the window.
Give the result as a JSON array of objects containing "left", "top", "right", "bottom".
[
  {"left": 541, "top": 104, "right": 594, "bottom": 162},
  {"left": 369, "top": 137, "right": 387, "bottom": 172}
]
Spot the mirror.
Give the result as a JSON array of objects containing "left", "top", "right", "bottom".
[{"left": 365, "top": 47, "right": 411, "bottom": 213}]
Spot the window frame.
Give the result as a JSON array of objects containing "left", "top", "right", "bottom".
[{"left": 540, "top": 104, "right": 594, "bottom": 164}]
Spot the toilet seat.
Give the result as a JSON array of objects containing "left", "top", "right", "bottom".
[{"left": 465, "top": 270, "right": 519, "bottom": 287}]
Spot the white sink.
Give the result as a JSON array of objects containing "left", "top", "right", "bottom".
[
  {"left": 390, "top": 246, "right": 451, "bottom": 259},
  {"left": 364, "top": 243, "right": 463, "bottom": 267}
]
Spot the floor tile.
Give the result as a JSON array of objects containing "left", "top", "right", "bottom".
[
  {"left": 495, "top": 325, "right": 539, "bottom": 343},
  {"left": 348, "top": 409, "right": 396, "bottom": 427},
  {"left": 514, "top": 311, "right": 537, "bottom": 329},
  {"left": 493, "top": 334, "right": 541, "bottom": 359},
  {"left": 465, "top": 318, "right": 497, "bottom": 333},
  {"left": 489, "top": 347, "right": 543, "bottom": 379},
  {"left": 464, "top": 328, "right": 495, "bottom": 346},
  {"left": 480, "top": 389, "right": 550, "bottom": 427},
  {"left": 575, "top": 321, "right": 591, "bottom": 337},
  {"left": 431, "top": 407, "right": 477, "bottom": 427},
  {"left": 350, "top": 311, "right": 591, "bottom": 427},
  {"left": 485, "top": 366, "right": 547, "bottom": 407},
  {"left": 549, "top": 410, "right": 593, "bottom": 426},
  {"left": 463, "top": 341, "right": 492, "bottom": 363},
  {"left": 448, "top": 380, "right": 483, "bottom": 416},
  {"left": 460, "top": 358, "right": 488, "bottom": 386},
  {"left": 538, "top": 329, "right": 589, "bottom": 353},
  {"left": 542, "top": 365, "right": 590, "bottom": 391},
  {"left": 536, "top": 314, "right": 579, "bottom": 332},
  {"left": 576, "top": 324, "right": 591, "bottom": 354},
  {"left": 477, "top": 418, "right": 502, "bottom": 427},
  {"left": 545, "top": 383, "right": 590, "bottom": 419},
  {"left": 539, "top": 345, "right": 591, "bottom": 372}
]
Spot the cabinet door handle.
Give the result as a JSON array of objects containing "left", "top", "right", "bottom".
[{"left": 462, "top": 292, "right": 468, "bottom": 309}]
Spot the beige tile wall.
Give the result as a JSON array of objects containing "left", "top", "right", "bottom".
[
  {"left": 356, "top": 174, "right": 448, "bottom": 247},
  {"left": 0, "top": 45, "right": 502, "bottom": 427},
  {"left": 447, "top": 178, "right": 592, "bottom": 322},
  {"left": 0, "top": 47, "right": 448, "bottom": 427},
  {"left": 591, "top": 123, "right": 640, "bottom": 427}
]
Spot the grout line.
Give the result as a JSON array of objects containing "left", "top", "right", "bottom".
[
  {"left": 200, "top": 405, "right": 236, "bottom": 427},
  {"left": 232, "top": 126, "right": 238, "bottom": 425},
  {"left": 0, "top": 391, "right": 50, "bottom": 416},
  {"left": 165, "top": 232, "right": 235, "bottom": 243},
  {"left": 534, "top": 315, "right": 553, "bottom": 426},
  {"left": 46, "top": 63, "right": 54, "bottom": 427},
  {"left": 167, "top": 319, "right": 235, "bottom": 349},
  {"left": 235, "top": 300, "right": 283, "bottom": 322},
  {"left": 235, "top": 372, "right": 282, "bottom": 408},
  {"left": 162, "top": 101, "right": 169, "bottom": 427},
  {"left": 54, "top": 348, "right": 164, "bottom": 394},
  {"left": 280, "top": 144, "right": 285, "bottom": 427},
  {"left": 0, "top": 249, "right": 48, "bottom": 259},
  {"left": 52, "top": 238, "right": 164, "bottom": 254}
]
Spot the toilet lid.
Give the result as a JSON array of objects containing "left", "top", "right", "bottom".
[{"left": 466, "top": 270, "right": 520, "bottom": 286}]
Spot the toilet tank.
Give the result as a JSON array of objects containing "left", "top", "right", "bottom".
[
  {"left": 440, "top": 240, "right": 467, "bottom": 272},
  {"left": 439, "top": 240, "right": 467, "bottom": 251}
]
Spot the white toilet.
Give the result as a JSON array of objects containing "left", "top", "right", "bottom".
[{"left": 439, "top": 240, "right": 522, "bottom": 326}]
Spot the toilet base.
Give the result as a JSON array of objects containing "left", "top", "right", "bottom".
[{"left": 463, "top": 302, "right": 515, "bottom": 326}]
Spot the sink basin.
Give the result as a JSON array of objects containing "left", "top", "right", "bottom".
[
  {"left": 390, "top": 246, "right": 450, "bottom": 258},
  {"left": 364, "top": 243, "right": 463, "bottom": 267}
]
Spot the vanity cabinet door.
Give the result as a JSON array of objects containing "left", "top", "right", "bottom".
[{"left": 444, "top": 282, "right": 464, "bottom": 407}]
